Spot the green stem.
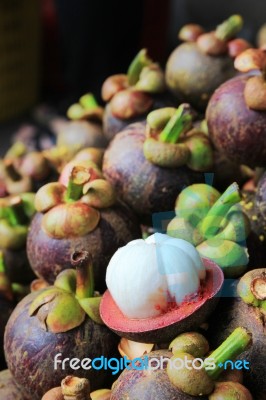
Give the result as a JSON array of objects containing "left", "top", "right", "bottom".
[
  {"left": 72, "top": 251, "right": 94, "bottom": 299},
  {"left": 159, "top": 105, "right": 193, "bottom": 144},
  {"left": 5, "top": 141, "right": 27, "bottom": 160},
  {"left": 1, "top": 197, "right": 28, "bottom": 226},
  {"left": 215, "top": 15, "right": 243, "bottom": 41},
  {"left": 204, "top": 327, "right": 252, "bottom": 380},
  {"left": 200, "top": 182, "right": 241, "bottom": 238},
  {"left": 65, "top": 166, "right": 91, "bottom": 202},
  {"left": 0, "top": 251, "right": 5, "bottom": 273},
  {"left": 79, "top": 93, "right": 99, "bottom": 110},
  {"left": 127, "top": 49, "right": 153, "bottom": 86}
]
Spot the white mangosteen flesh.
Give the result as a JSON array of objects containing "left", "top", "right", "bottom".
[{"left": 105, "top": 233, "right": 206, "bottom": 319}]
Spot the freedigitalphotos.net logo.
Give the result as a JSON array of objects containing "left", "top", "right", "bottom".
[{"left": 53, "top": 354, "right": 250, "bottom": 375}]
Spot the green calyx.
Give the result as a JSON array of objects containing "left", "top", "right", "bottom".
[
  {"left": 0, "top": 194, "right": 35, "bottom": 250},
  {"left": 167, "top": 328, "right": 252, "bottom": 397},
  {"left": 127, "top": 49, "right": 153, "bottom": 86},
  {"left": 215, "top": 15, "right": 243, "bottom": 41},
  {"left": 36, "top": 167, "right": 111, "bottom": 239},
  {"left": 29, "top": 251, "right": 104, "bottom": 333},
  {"left": 67, "top": 93, "right": 104, "bottom": 121},
  {"left": 144, "top": 106, "right": 213, "bottom": 170},
  {"left": 167, "top": 183, "right": 249, "bottom": 277},
  {"left": 237, "top": 269, "right": 266, "bottom": 311}
]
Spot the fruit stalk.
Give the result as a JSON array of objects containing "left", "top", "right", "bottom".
[
  {"left": 215, "top": 15, "right": 243, "bottom": 41},
  {"left": 65, "top": 166, "right": 91, "bottom": 202},
  {"left": 204, "top": 327, "right": 252, "bottom": 380},
  {"left": 61, "top": 376, "right": 91, "bottom": 400},
  {"left": 127, "top": 49, "right": 152, "bottom": 85},
  {"left": 72, "top": 251, "right": 94, "bottom": 300},
  {"left": 159, "top": 105, "right": 193, "bottom": 144}
]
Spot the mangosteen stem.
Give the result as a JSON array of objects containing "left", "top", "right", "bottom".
[
  {"left": 79, "top": 93, "right": 99, "bottom": 110},
  {"left": 204, "top": 327, "right": 252, "bottom": 380},
  {"left": 215, "top": 15, "right": 243, "bottom": 41},
  {"left": 200, "top": 182, "right": 241, "bottom": 238},
  {"left": 251, "top": 275, "right": 266, "bottom": 300},
  {"left": 72, "top": 251, "right": 94, "bottom": 300},
  {"left": 61, "top": 376, "right": 91, "bottom": 400},
  {"left": 65, "top": 166, "right": 91, "bottom": 202},
  {"left": 127, "top": 48, "right": 153, "bottom": 86},
  {"left": 2, "top": 197, "right": 28, "bottom": 226},
  {"left": 159, "top": 105, "right": 193, "bottom": 144}
]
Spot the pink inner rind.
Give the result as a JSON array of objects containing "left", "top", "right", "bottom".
[{"left": 100, "top": 258, "right": 224, "bottom": 334}]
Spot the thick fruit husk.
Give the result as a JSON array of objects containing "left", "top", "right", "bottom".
[
  {"left": 103, "top": 93, "right": 175, "bottom": 142},
  {"left": 110, "top": 350, "right": 208, "bottom": 400},
  {"left": 206, "top": 296, "right": 266, "bottom": 400},
  {"left": 0, "top": 370, "right": 25, "bottom": 400},
  {"left": 206, "top": 74, "right": 266, "bottom": 168},
  {"left": 26, "top": 204, "right": 141, "bottom": 291},
  {"left": 4, "top": 292, "right": 120, "bottom": 400},
  {"left": 166, "top": 42, "right": 236, "bottom": 111},
  {"left": 57, "top": 121, "right": 107, "bottom": 149},
  {"left": 100, "top": 259, "right": 224, "bottom": 343},
  {"left": 102, "top": 122, "right": 204, "bottom": 220}
]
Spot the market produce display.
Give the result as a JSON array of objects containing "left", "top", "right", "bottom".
[{"left": 0, "top": 10, "right": 265, "bottom": 400}]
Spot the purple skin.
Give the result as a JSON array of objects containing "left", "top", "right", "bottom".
[
  {"left": 206, "top": 74, "right": 266, "bottom": 168},
  {"left": 26, "top": 204, "right": 141, "bottom": 291},
  {"left": 110, "top": 350, "right": 208, "bottom": 400},
  {"left": 4, "top": 292, "right": 120, "bottom": 400},
  {"left": 103, "top": 122, "right": 204, "bottom": 221}
]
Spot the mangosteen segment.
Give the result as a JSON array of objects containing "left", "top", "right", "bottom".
[{"left": 100, "top": 258, "right": 224, "bottom": 343}]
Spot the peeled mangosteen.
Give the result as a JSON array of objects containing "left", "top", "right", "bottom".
[
  {"left": 100, "top": 233, "right": 224, "bottom": 343},
  {"left": 103, "top": 105, "right": 213, "bottom": 220},
  {"left": 207, "top": 49, "right": 266, "bottom": 168},
  {"left": 166, "top": 15, "right": 249, "bottom": 111},
  {"left": 27, "top": 167, "right": 141, "bottom": 291},
  {"left": 101, "top": 49, "right": 173, "bottom": 141},
  {"left": 4, "top": 252, "right": 120, "bottom": 400},
  {"left": 206, "top": 269, "right": 266, "bottom": 400},
  {"left": 0, "top": 370, "right": 25, "bottom": 400}
]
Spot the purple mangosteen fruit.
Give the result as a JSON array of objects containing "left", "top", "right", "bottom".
[
  {"left": 166, "top": 15, "right": 249, "bottom": 111},
  {"left": 27, "top": 166, "right": 141, "bottom": 291},
  {"left": 4, "top": 251, "right": 120, "bottom": 400},
  {"left": 207, "top": 48, "right": 266, "bottom": 168},
  {"left": 206, "top": 268, "right": 266, "bottom": 400},
  {"left": 100, "top": 233, "right": 224, "bottom": 343},
  {"left": 103, "top": 105, "right": 213, "bottom": 220},
  {"left": 101, "top": 49, "right": 174, "bottom": 141},
  {"left": 110, "top": 328, "right": 252, "bottom": 400}
]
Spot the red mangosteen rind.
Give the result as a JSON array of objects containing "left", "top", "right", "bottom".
[
  {"left": 102, "top": 122, "right": 204, "bottom": 220},
  {"left": 0, "top": 370, "right": 25, "bottom": 400},
  {"left": 26, "top": 204, "right": 141, "bottom": 291},
  {"left": 110, "top": 349, "right": 208, "bottom": 400},
  {"left": 100, "top": 258, "right": 224, "bottom": 343},
  {"left": 206, "top": 74, "right": 266, "bottom": 168},
  {"left": 4, "top": 291, "right": 120, "bottom": 400}
]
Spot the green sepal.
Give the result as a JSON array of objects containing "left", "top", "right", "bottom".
[
  {"left": 197, "top": 239, "right": 249, "bottom": 278},
  {"left": 78, "top": 296, "right": 104, "bottom": 325},
  {"left": 54, "top": 269, "right": 77, "bottom": 293}
]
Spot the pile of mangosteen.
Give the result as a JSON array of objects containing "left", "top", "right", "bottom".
[{"left": 0, "top": 12, "right": 266, "bottom": 400}]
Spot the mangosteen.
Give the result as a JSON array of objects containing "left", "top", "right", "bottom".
[
  {"left": 206, "top": 48, "right": 266, "bottom": 168},
  {"left": 4, "top": 251, "right": 120, "bottom": 400},
  {"left": 0, "top": 370, "right": 25, "bottom": 400},
  {"left": 27, "top": 166, "right": 141, "bottom": 291},
  {"left": 101, "top": 49, "right": 174, "bottom": 141},
  {"left": 111, "top": 327, "right": 252, "bottom": 400},
  {"left": 57, "top": 93, "right": 107, "bottom": 150},
  {"left": 165, "top": 15, "right": 249, "bottom": 111},
  {"left": 0, "top": 193, "right": 36, "bottom": 285},
  {"left": 100, "top": 233, "right": 224, "bottom": 343},
  {"left": 166, "top": 183, "right": 250, "bottom": 278},
  {"left": 103, "top": 105, "right": 213, "bottom": 220},
  {"left": 206, "top": 269, "right": 266, "bottom": 400}
]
